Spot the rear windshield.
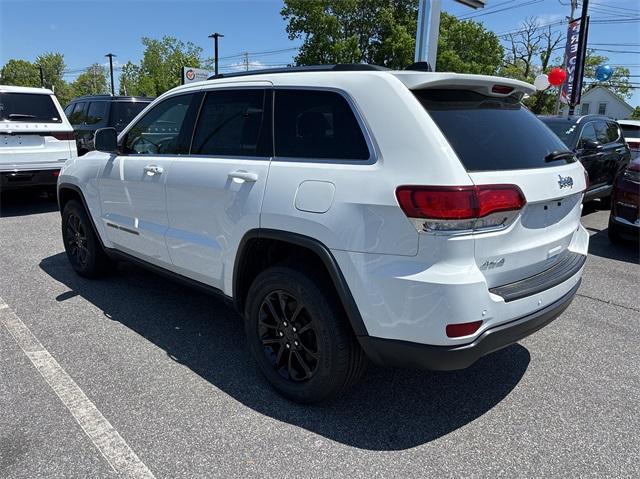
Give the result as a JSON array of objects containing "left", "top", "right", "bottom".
[
  {"left": 0, "top": 92, "right": 61, "bottom": 123},
  {"left": 621, "top": 124, "right": 640, "bottom": 139},
  {"left": 110, "top": 101, "right": 150, "bottom": 130},
  {"left": 414, "top": 90, "right": 572, "bottom": 171}
]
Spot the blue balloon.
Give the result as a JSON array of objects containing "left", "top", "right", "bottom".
[{"left": 595, "top": 64, "right": 614, "bottom": 81}]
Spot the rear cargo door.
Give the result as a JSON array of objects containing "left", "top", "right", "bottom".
[
  {"left": 414, "top": 89, "right": 587, "bottom": 288},
  {"left": 0, "top": 92, "right": 73, "bottom": 171}
]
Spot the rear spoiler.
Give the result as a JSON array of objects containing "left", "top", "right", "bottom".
[{"left": 391, "top": 72, "right": 536, "bottom": 98}]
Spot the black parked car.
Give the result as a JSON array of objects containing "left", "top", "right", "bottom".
[
  {"left": 64, "top": 95, "right": 153, "bottom": 155},
  {"left": 540, "top": 115, "right": 631, "bottom": 205}
]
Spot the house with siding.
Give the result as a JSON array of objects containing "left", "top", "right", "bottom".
[{"left": 562, "top": 86, "right": 634, "bottom": 119}]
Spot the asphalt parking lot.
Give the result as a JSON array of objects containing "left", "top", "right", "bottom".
[{"left": 0, "top": 190, "right": 638, "bottom": 479}]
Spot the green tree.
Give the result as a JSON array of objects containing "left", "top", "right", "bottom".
[
  {"left": 630, "top": 106, "right": 640, "bottom": 120},
  {"left": 136, "top": 36, "right": 203, "bottom": 96},
  {"left": 583, "top": 51, "right": 632, "bottom": 100},
  {"left": 0, "top": 59, "right": 40, "bottom": 87},
  {"left": 35, "top": 52, "right": 73, "bottom": 105},
  {"left": 71, "top": 64, "right": 109, "bottom": 97},
  {"left": 281, "top": 0, "right": 503, "bottom": 72},
  {"left": 118, "top": 61, "right": 142, "bottom": 95}
]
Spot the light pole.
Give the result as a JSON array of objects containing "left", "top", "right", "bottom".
[
  {"left": 105, "top": 53, "right": 116, "bottom": 95},
  {"left": 415, "top": 0, "right": 485, "bottom": 70},
  {"left": 208, "top": 33, "right": 224, "bottom": 76}
]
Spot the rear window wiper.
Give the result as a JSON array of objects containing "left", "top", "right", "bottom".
[
  {"left": 545, "top": 150, "right": 576, "bottom": 163},
  {"left": 7, "top": 113, "right": 37, "bottom": 119}
]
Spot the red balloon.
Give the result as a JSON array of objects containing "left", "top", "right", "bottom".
[{"left": 548, "top": 67, "right": 567, "bottom": 86}]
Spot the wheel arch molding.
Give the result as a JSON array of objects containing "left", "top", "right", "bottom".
[{"left": 233, "top": 228, "right": 369, "bottom": 337}]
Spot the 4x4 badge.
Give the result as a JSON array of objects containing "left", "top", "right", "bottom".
[{"left": 558, "top": 175, "right": 574, "bottom": 189}]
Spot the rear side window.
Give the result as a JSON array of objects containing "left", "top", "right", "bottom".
[
  {"left": 0, "top": 92, "right": 61, "bottom": 123},
  {"left": 594, "top": 121, "right": 610, "bottom": 144},
  {"left": 86, "top": 102, "right": 108, "bottom": 125},
  {"left": 621, "top": 124, "right": 640, "bottom": 139},
  {"left": 414, "top": 90, "right": 570, "bottom": 171},
  {"left": 274, "top": 89, "right": 369, "bottom": 160},
  {"left": 191, "top": 89, "right": 268, "bottom": 157},
  {"left": 605, "top": 122, "right": 620, "bottom": 143}
]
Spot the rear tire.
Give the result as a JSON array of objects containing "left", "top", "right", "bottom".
[
  {"left": 61, "top": 200, "right": 113, "bottom": 278},
  {"left": 244, "top": 266, "right": 367, "bottom": 404}
]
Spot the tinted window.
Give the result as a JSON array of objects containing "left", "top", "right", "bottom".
[
  {"left": 68, "top": 102, "right": 87, "bottom": 125},
  {"left": 125, "top": 94, "right": 194, "bottom": 155},
  {"left": 621, "top": 124, "right": 640, "bottom": 139},
  {"left": 415, "top": 90, "right": 570, "bottom": 171},
  {"left": 111, "top": 101, "right": 150, "bottom": 131},
  {"left": 274, "top": 90, "right": 369, "bottom": 160},
  {"left": 64, "top": 104, "right": 74, "bottom": 117},
  {"left": 606, "top": 122, "right": 620, "bottom": 143},
  {"left": 191, "top": 89, "right": 267, "bottom": 157},
  {"left": 0, "top": 92, "right": 61, "bottom": 123},
  {"left": 86, "top": 101, "right": 108, "bottom": 125},
  {"left": 594, "top": 121, "right": 610, "bottom": 144},
  {"left": 578, "top": 123, "right": 598, "bottom": 148},
  {"left": 541, "top": 119, "right": 577, "bottom": 146}
]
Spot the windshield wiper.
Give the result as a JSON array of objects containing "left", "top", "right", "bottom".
[
  {"left": 7, "top": 113, "right": 37, "bottom": 119},
  {"left": 545, "top": 150, "right": 576, "bottom": 163}
]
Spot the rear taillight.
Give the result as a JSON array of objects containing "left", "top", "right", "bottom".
[
  {"left": 396, "top": 184, "right": 525, "bottom": 232},
  {"left": 446, "top": 320, "right": 483, "bottom": 338},
  {"left": 50, "top": 131, "right": 75, "bottom": 141},
  {"left": 627, "top": 141, "right": 639, "bottom": 150}
]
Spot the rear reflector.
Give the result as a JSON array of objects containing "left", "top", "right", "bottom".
[
  {"left": 50, "top": 131, "right": 75, "bottom": 141},
  {"left": 491, "top": 85, "right": 514, "bottom": 95},
  {"left": 396, "top": 184, "right": 525, "bottom": 232},
  {"left": 446, "top": 320, "right": 483, "bottom": 338}
]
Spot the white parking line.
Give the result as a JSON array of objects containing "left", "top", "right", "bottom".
[{"left": 0, "top": 298, "right": 155, "bottom": 479}]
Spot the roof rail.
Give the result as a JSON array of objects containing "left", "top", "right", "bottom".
[{"left": 206, "top": 63, "right": 389, "bottom": 81}]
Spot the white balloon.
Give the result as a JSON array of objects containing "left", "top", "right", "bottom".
[{"left": 534, "top": 74, "right": 550, "bottom": 90}]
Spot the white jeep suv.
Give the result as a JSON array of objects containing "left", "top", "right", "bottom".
[
  {"left": 1, "top": 86, "right": 76, "bottom": 192},
  {"left": 57, "top": 65, "right": 589, "bottom": 403}
]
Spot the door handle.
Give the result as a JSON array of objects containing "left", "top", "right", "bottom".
[
  {"left": 143, "top": 165, "right": 163, "bottom": 176},
  {"left": 228, "top": 170, "right": 258, "bottom": 182}
]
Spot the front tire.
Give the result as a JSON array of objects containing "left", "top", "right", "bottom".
[
  {"left": 61, "top": 200, "right": 112, "bottom": 278},
  {"left": 245, "top": 266, "right": 367, "bottom": 403}
]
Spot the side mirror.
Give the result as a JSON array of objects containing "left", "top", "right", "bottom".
[
  {"left": 581, "top": 139, "right": 602, "bottom": 151},
  {"left": 94, "top": 127, "right": 118, "bottom": 153}
]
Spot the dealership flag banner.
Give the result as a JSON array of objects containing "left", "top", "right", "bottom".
[{"left": 560, "top": 19, "right": 581, "bottom": 105}]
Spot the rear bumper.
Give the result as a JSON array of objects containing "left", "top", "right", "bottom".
[
  {"left": 359, "top": 281, "right": 580, "bottom": 371},
  {"left": 0, "top": 169, "right": 60, "bottom": 190}
]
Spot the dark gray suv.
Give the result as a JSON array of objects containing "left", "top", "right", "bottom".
[{"left": 64, "top": 95, "right": 153, "bottom": 155}]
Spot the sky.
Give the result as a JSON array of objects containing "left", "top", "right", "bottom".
[{"left": 0, "top": 0, "right": 638, "bottom": 105}]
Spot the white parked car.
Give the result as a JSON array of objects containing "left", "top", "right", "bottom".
[
  {"left": 57, "top": 65, "right": 589, "bottom": 403},
  {"left": 618, "top": 119, "right": 640, "bottom": 160},
  {"left": 1, "top": 86, "right": 76, "bottom": 192}
]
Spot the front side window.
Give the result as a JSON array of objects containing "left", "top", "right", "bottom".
[
  {"left": 274, "top": 89, "right": 370, "bottom": 160},
  {"left": 0, "top": 92, "right": 62, "bottom": 123},
  {"left": 124, "top": 94, "right": 194, "bottom": 155},
  {"left": 85, "top": 102, "right": 108, "bottom": 125},
  {"left": 191, "top": 89, "right": 267, "bottom": 157}
]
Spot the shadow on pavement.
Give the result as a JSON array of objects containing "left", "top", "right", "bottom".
[
  {"left": 40, "top": 252, "right": 530, "bottom": 451},
  {"left": 581, "top": 202, "right": 639, "bottom": 265},
  {"left": 0, "top": 189, "right": 58, "bottom": 217}
]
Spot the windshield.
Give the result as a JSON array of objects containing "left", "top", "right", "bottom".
[
  {"left": 0, "top": 92, "right": 61, "bottom": 123},
  {"left": 414, "top": 89, "right": 572, "bottom": 171},
  {"left": 110, "top": 101, "right": 150, "bottom": 130}
]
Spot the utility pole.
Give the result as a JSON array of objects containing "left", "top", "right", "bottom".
[
  {"left": 243, "top": 52, "right": 249, "bottom": 71},
  {"left": 105, "top": 53, "right": 116, "bottom": 96},
  {"left": 39, "top": 64, "right": 44, "bottom": 88},
  {"left": 208, "top": 33, "right": 224, "bottom": 76},
  {"left": 555, "top": 0, "right": 578, "bottom": 115},
  {"left": 568, "top": 0, "right": 589, "bottom": 116}
]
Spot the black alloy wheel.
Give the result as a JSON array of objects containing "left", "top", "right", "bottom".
[{"left": 65, "top": 212, "right": 89, "bottom": 268}]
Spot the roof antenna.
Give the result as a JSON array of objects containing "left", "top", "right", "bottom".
[{"left": 405, "top": 62, "right": 433, "bottom": 72}]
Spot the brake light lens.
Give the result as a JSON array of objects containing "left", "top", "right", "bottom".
[
  {"left": 446, "top": 320, "right": 483, "bottom": 338},
  {"left": 50, "top": 131, "right": 75, "bottom": 141},
  {"left": 396, "top": 184, "right": 525, "bottom": 232},
  {"left": 491, "top": 85, "right": 514, "bottom": 95}
]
